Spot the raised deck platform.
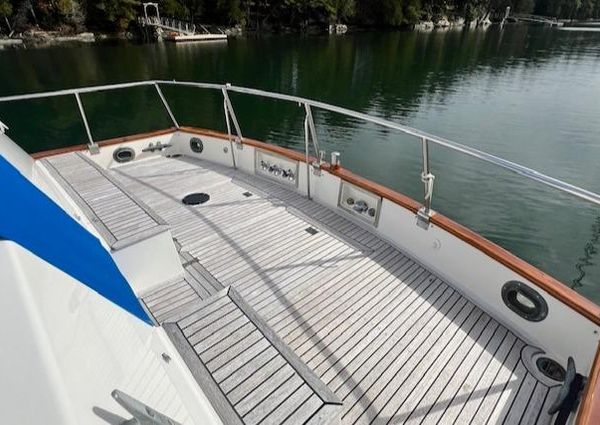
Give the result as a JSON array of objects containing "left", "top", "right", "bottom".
[
  {"left": 164, "top": 286, "right": 343, "bottom": 424},
  {"left": 53, "top": 152, "right": 561, "bottom": 424},
  {"left": 42, "top": 152, "right": 168, "bottom": 250}
]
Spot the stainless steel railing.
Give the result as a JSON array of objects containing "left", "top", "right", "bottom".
[{"left": 0, "top": 79, "right": 599, "bottom": 216}]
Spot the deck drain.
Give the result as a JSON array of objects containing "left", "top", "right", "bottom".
[
  {"left": 537, "top": 357, "right": 566, "bottom": 382},
  {"left": 242, "top": 192, "right": 253, "bottom": 197},
  {"left": 305, "top": 227, "right": 319, "bottom": 235},
  {"left": 182, "top": 193, "right": 210, "bottom": 205},
  {"left": 521, "top": 345, "right": 566, "bottom": 385}
]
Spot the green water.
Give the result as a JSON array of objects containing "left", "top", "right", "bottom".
[{"left": 1, "top": 26, "right": 599, "bottom": 303}]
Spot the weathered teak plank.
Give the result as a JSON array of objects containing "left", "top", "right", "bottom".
[
  {"left": 103, "top": 155, "right": 561, "bottom": 424},
  {"left": 142, "top": 254, "right": 225, "bottom": 323},
  {"left": 41, "top": 152, "right": 167, "bottom": 249},
  {"left": 164, "top": 286, "right": 343, "bottom": 425}
]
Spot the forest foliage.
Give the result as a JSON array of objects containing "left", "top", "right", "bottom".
[{"left": 1, "top": 0, "right": 599, "bottom": 34}]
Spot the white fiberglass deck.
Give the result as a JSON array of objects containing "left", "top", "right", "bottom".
[{"left": 56, "top": 153, "right": 560, "bottom": 424}]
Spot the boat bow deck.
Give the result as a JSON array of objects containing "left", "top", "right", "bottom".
[{"left": 48, "top": 152, "right": 561, "bottom": 424}]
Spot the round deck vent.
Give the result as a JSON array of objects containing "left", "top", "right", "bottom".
[
  {"left": 113, "top": 147, "right": 135, "bottom": 163},
  {"left": 501, "top": 280, "right": 548, "bottom": 322},
  {"left": 536, "top": 357, "right": 566, "bottom": 382},
  {"left": 182, "top": 193, "right": 210, "bottom": 205},
  {"left": 190, "top": 137, "right": 204, "bottom": 153}
]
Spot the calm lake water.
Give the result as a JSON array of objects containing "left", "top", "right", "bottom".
[{"left": 1, "top": 25, "right": 599, "bottom": 303}]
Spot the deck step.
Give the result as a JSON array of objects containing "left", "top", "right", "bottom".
[
  {"left": 142, "top": 249, "right": 226, "bottom": 324},
  {"left": 41, "top": 152, "right": 168, "bottom": 250},
  {"left": 164, "top": 286, "right": 343, "bottom": 425}
]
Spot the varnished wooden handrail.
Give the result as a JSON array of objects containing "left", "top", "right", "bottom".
[{"left": 577, "top": 342, "right": 600, "bottom": 424}]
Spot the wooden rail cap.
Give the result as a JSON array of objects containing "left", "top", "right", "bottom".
[{"left": 577, "top": 342, "right": 600, "bottom": 424}]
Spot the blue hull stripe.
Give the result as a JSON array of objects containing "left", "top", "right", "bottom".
[{"left": 0, "top": 156, "right": 151, "bottom": 324}]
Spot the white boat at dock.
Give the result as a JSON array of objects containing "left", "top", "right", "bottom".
[{"left": 0, "top": 80, "right": 599, "bottom": 424}]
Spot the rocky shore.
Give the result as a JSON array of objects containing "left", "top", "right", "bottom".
[
  {"left": 413, "top": 16, "right": 492, "bottom": 31},
  {"left": 0, "top": 18, "right": 497, "bottom": 49},
  {"left": 0, "top": 30, "right": 131, "bottom": 48}
]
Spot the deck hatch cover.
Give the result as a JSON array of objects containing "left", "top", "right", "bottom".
[{"left": 182, "top": 193, "right": 210, "bottom": 205}]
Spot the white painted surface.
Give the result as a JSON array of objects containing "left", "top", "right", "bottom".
[
  {"left": 0, "top": 242, "right": 78, "bottom": 425},
  {"left": 0, "top": 132, "right": 34, "bottom": 178},
  {"left": 312, "top": 170, "right": 342, "bottom": 210},
  {"left": 112, "top": 230, "right": 184, "bottom": 295},
  {"left": 174, "top": 131, "right": 235, "bottom": 168},
  {"left": 0, "top": 241, "right": 222, "bottom": 424}
]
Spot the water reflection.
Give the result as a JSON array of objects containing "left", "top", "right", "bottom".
[
  {"left": 573, "top": 216, "right": 600, "bottom": 290},
  {"left": 0, "top": 25, "right": 599, "bottom": 302}
]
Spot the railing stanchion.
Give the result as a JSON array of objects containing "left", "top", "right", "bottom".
[
  {"left": 154, "top": 83, "right": 179, "bottom": 129},
  {"left": 222, "top": 85, "right": 244, "bottom": 169},
  {"left": 74, "top": 92, "right": 99, "bottom": 154},
  {"left": 223, "top": 96, "right": 237, "bottom": 169},
  {"left": 304, "top": 112, "right": 311, "bottom": 200},
  {"left": 221, "top": 86, "right": 244, "bottom": 147},
  {"left": 417, "top": 137, "right": 435, "bottom": 230},
  {"left": 303, "top": 104, "right": 321, "bottom": 156}
]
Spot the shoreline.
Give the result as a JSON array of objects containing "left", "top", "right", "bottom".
[
  {"left": 1, "top": 18, "right": 589, "bottom": 49},
  {"left": 0, "top": 24, "right": 481, "bottom": 49}
]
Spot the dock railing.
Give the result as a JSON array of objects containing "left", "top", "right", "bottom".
[{"left": 0, "top": 79, "right": 599, "bottom": 222}]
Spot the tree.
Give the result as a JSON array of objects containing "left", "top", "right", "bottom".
[
  {"left": 92, "top": 0, "right": 139, "bottom": 30},
  {"left": 355, "top": 0, "right": 405, "bottom": 26},
  {"left": 0, "top": 0, "right": 12, "bottom": 35},
  {"left": 160, "top": 0, "right": 188, "bottom": 19},
  {"left": 217, "top": 0, "right": 244, "bottom": 24},
  {"left": 323, "top": 0, "right": 355, "bottom": 23}
]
